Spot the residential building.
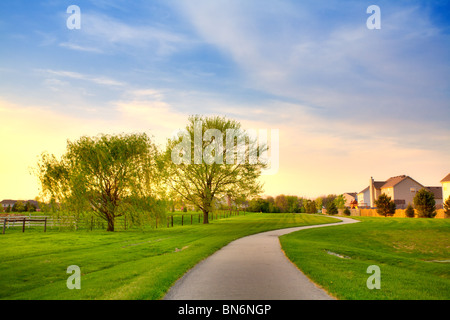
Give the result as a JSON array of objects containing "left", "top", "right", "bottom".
[
  {"left": 379, "top": 175, "right": 424, "bottom": 209},
  {"left": 343, "top": 192, "right": 357, "bottom": 208},
  {"left": 426, "top": 186, "right": 443, "bottom": 209},
  {"left": 357, "top": 177, "right": 385, "bottom": 208},
  {"left": 441, "top": 173, "right": 450, "bottom": 204}
]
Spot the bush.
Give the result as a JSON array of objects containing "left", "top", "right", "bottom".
[
  {"left": 405, "top": 204, "right": 415, "bottom": 218},
  {"left": 343, "top": 208, "right": 351, "bottom": 216},
  {"left": 443, "top": 196, "right": 450, "bottom": 219},
  {"left": 326, "top": 202, "right": 338, "bottom": 215},
  {"left": 413, "top": 189, "right": 436, "bottom": 218},
  {"left": 375, "top": 194, "right": 396, "bottom": 217}
]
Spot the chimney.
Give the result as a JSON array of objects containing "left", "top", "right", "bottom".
[{"left": 369, "top": 177, "right": 375, "bottom": 208}]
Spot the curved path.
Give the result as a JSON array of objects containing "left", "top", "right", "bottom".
[{"left": 164, "top": 216, "right": 359, "bottom": 300}]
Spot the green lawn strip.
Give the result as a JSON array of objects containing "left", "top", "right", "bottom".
[
  {"left": 279, "top": 216, "right": 450, "bottom": 300},
  {"left": 1, "top": 213, "right": 338, "bottom": 300}
]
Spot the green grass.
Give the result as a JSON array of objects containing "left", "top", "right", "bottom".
[
  {"left": 280, "top": 216, "right": 450, "bottom": 300},
  {"left": 0, "top": 212, "right": 338, "bottom": 300}
]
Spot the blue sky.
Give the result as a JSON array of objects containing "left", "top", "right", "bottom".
[{"left": 1, "top": 0, "right": 449, "bottom": 199}]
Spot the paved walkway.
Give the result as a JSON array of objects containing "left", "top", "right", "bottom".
[{"left": 163, "top": 216, "right": 359, "bottom": 300}]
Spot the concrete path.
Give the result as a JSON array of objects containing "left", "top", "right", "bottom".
[{"left": 164, "top": 216, "right": 359, "bottom": 300}]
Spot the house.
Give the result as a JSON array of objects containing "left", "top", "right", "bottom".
[
  {"left": 1, "top": 200, "right": 16, "bottom": 210},
  {"left": 357, "top": 177, "right": 385, "bottom": 208},
  {"left": 441, "top": 173, "right": 450, "bottom": 204},
  {"left": 426, "top": 186, "right": 443, "bottom": 209},
  {"left": 0, "top": 199, "right": 40, "bottom": 211},
  {"left": 379, "top": 175, "right": 425, "bottom": 209},
  {"left": 343, "top": 192, "right": 357, "bottom": 208}
]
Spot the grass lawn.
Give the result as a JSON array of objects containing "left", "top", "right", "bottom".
[
  {"left": 0, "top": 212, "right": 338, "bottom": 300},
  {"left": 280, "top": 216, "right": 450, "bottom": 300}
]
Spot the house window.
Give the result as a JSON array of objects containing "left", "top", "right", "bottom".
[{"left": 410, "top": 188, "right": 416, "bottom": 193}]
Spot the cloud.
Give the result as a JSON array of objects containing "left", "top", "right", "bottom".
[
  {"left": 61, "top": 12, "right": 194, "bottom": 57},
  {"left": 37, "top": 69, "right": 126, "bottom": 87}
]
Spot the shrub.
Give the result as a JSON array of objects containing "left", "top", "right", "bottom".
[
  {"left": 413, "top": 189, "right": 436, "bottom": 218},
  {"left": 443, "top": 196, "right": 450, "bottom": 219},
  {"left": 326, "top": 202, "right": 338, "bottom": 215},
  {"left": 405, "top": 204, "right": 415, "bottom": 218},
  {"left": 343, "top": 208, "right": 351, "bottom": 216},
  {"left": 375, "top": 194, "right": 396, "bottom": 217}
]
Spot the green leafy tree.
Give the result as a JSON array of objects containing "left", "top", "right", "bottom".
[
  {"left": 334, "top": 194, "right": 346, "bottom": 210},
  {"left": 326, "top": 201, "right": 338, "bottom": 215},
  {"left": 413, "top": 188, "right": 436, "bottom": 218},
  {"left": 164, "top": 115, "right": 266, "bottom": 224},
  {"left": 375, "top": 194, "right": 396, "bottom": 217},
  {"left": 405, "top": 203, "right": 415, "bottom": 218},
  {"left": 443, "top": 196, "right": 450, "bottom": 219},
  {"left": 12, "top": 201, "right": 26, "bottom": 213},
  {"left": 36, "top": 133, "right": 163, "bottom": 231}
]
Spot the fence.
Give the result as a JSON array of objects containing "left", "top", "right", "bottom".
[
  {"left": 1, "top": 216, "right": 49, "bottom": 234},
  {"left": 322, "top": 208, "right": 447, "bottom": 219},
  {"left": 0, "top": 209, "right": 245, "bottom": 233}
]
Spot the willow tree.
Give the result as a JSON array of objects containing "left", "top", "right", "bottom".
[
  {"left": 164, "top": 115, "right": 267, "bottom": 224},
  {"left": 36, "top": 133, "right": 162, "bottom": 231}
]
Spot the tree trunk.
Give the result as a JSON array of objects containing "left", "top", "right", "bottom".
[
  {"left": 106, "top": 217, "right": 115, "bottom": 232},
  {"left": 203, "top": 209, "right": 209, "bottom": 224}
]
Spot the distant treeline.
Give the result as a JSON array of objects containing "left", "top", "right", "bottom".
[{"left": 247, "top": 194, "right": 345, "bottom": 213}]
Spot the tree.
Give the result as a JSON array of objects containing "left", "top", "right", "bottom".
[
  {"left": 164, "top": 115, "right": 267, "bottom": 224},
  {"left": 413, "top": 188, "right": 436, "bottom": 218},
  {"left": 275, "top": 195, "right": 288, "bottom": 213},
  {"left": 444, "top": 196, "right": 450, "bottom": 219},
  {"left": 334, "top": 194, "right": 346, "bottom": 210},
  {"left": 375, "top": 194, "right": 396, "bottom": 217},
  {"left": 326, "top": 201, "right": 338, "bottom": 215},
  {"left": 12, "top": 201, "right": 26, "bottom": 213},
  {"left": 343, "top": 207, "right": 351, "bottom": 216},
  {"left": 36, "top": 133, "right": 162, "bottom": 231},
  {"left": 405, "top": 203, "right": 415, "bottom": 218}
]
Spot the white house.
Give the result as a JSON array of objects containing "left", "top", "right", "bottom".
[{"left": 441, "top": 173, "right": 450, "bottom": 205}]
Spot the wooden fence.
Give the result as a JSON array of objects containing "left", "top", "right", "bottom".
[
  {"left": 0, "top": 210, "right": 244, "bottom": 233},
  {"left": 322, "top": 208, "right": 447, "bottom": 219}
]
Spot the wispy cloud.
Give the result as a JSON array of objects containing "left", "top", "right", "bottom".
[{"left": 37, "top": 69, "right": 126, "bottom": 87}]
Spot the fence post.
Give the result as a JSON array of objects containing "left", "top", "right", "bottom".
[
  {"left": 44, "top": 217, "right": 47, "bottom": 232},
  {"left": 156, "top": 215, "right": 158, "bottom": 229},
  {"left": 22, "top": 219, "right": 26, "bottom": 233},
  {"left": 181, "top": 215, "right": 184, "bottom": 226},
  {"left": 2, "top": 218, "right": 6, "bottom": 234},
  {"left": 191, "top": 214, "right": 193, "bottom": 225}
]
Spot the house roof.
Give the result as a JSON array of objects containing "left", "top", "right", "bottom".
[
  {"left": 358, "top": 186, "right": 369, "bottom": 194},
  {"left": 344, "top": 192, "right": 357, "bottom": 198},
  {"left": 426, "top": 187, "right": 443, "bottom": 200},
  {"left": 0, "top": 200, "right": 40, "bottom": 207},
  {"left": 381, "top": 175, "right": 424, "bottom": 189},
  {"left": 373, "top": 181, "right": 386, "bottom": 189},
  {"left": 441, "top": 173, "right": 450, "bottom": 183},
  {"left": 1, "top": 200, "right": 16, "bottom": 205}
]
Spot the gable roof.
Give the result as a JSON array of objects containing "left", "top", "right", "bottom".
[
  {"left": 344, "top": 192, "right": 357, "bottom": 198},
  {"left": 381, "top": 175, "right": 424, "bottom": 189},
  {"left": 441, "top": 173, "right": 450, "bottom": 183},
  {"left": 358, "top": 186, "right": 369, "bottom": 194}
]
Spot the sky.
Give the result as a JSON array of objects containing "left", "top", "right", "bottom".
[{"left": 0, "top": 0, "right": 449, "bottom": 201}]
